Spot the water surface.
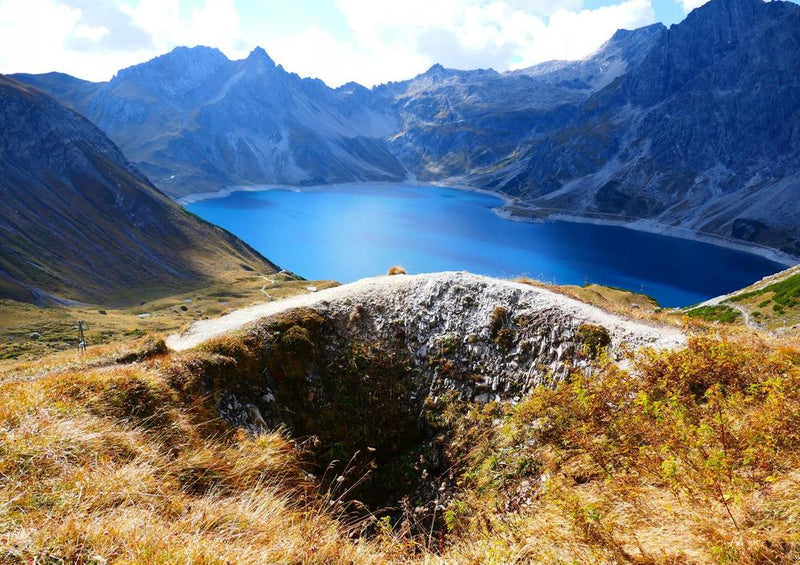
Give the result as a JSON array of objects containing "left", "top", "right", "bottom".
[{"left": 187, "top": 183, "right": 785, "bottom": 307}]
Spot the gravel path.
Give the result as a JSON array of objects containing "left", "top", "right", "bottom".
[{"left": 166, "top": 272, "right": 685, "bottom": 352}]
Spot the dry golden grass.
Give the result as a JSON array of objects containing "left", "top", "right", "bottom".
[
  {"left": 0, "top": 273, "right": 338, "bottom": 364},
  {"left": 514, "top": 277, "right": 675, "bottom": 322},
  {"left": 429, "top": 331, "right": 800, "bottom": 564},
  {"left": 1, "top": 314, "right": 799, "bottom": 564},
  {"left": 0, "top": 360, "right": 386, "bottom": 565}
]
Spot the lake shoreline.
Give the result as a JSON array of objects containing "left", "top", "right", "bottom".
[
  {"left": 494, "top": 205, "right": 798, "bottom": 269},
  {"left": 177, "top": 181, "right": 798, "bottom": 269}
]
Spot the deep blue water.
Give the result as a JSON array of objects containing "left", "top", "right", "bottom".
[{"left": 186, "top": 183, "right": 785, "bottom": 307}]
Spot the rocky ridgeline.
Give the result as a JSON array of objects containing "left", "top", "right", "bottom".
[
  {"left": 316, "top": 274, "right": 669, "bottom": 402},
  {"left": 179, "top": 273, "right": 683, "bottom": 434}
]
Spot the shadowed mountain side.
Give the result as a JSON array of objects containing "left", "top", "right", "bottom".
[
  {"left": 484, "top": 0, "right": 800, "bottom": 255},
  {"left": 0, "top": 76, "right": 277, "bottom": 305}
]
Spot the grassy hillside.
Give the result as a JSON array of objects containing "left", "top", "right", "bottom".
[
  {"left": 1, "top": 287, "right": 798, "bottom": 564},
  {"left": 0, "top": 272, "right": 337, "bottom": 362},
  {"left": 687, "top": 265, "right": 800, "bottom": 332},
  {"left": 0, "top": 75, "right": 278, "bottom": 305}
]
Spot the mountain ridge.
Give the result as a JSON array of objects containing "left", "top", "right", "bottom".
[
  {"left": 482, "top": 0, "right": 800, "bottom": 255},
  {"left": 12, "top": 0, "right": 800, "bottom": 255},
  {"left": 0, "top": 74, "right": 278, "bottom": 305}
]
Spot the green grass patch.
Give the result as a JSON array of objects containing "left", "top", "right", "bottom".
[
  {"left": 685, "top": 305, "right": 742, "bottom": 324},
  {"left": 730, "top": 273, "right": 800, "bottom": 309}
]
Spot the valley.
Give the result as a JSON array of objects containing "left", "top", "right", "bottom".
[
  {"left": 1, "top": 0, "right": 800, "bottom": 562},
  {"left": 13, "top": 0, "right": 800, "bottom": 258}
]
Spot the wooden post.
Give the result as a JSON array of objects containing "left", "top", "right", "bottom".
[{"left": 77, "top": 320, "right": 86, "bottom": 355}]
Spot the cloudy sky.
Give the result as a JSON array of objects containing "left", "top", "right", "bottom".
[{"left": 0, "top": 0, "right": 754, "bottom": 87}]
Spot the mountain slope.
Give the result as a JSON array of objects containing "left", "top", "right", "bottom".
[
  {"left": 487, "top": 0, "right": 800, "bottom": 255},
  {"left": 16, "top": 47, "right": 406, "bottom": 196},
  {"left": 0, "top": 75, "right": 277, "bottom": 305},
  {"left": 379, "top": 24, "right": 665, "bottom": 180}
]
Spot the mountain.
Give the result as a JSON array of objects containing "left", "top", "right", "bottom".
[
  {"left": 379, "top": 23, "right": 665, "bottom": 180},
  {"left": 482, "top": 0, "right": 800, "bottom": 255},
  {"left": 15, "top": 26, "right": 662, "bottom": 197},
  {"left": 0, "top": 75, "right": 277, "bottom": 305},
  {"left": 15, "top": 46, "right": 406, "bottom": 196},
  {"left": 13, "top": 0, "right": 800, "bottom": 254}
]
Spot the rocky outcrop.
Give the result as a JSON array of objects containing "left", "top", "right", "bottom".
[
  {"left": 167, "top": 272, "right": 683, "bottom": 432},
  {"left": 301, "top": 273, "right": 671, "bottom": 402},
  {"left": 167, "top": 272, "right": 682, "bottom": 511}
]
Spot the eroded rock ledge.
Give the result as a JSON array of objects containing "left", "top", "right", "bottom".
[{"left": 169, "top": 272, "right": 683, "bottom": 430}]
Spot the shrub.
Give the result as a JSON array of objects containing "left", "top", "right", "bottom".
[
  {"left": 494, "top": 327, "right": 516, "bottom": 350},
  {"left": 576, "top": 323, "right": 611, "bottom": 359},
  {"left": 489, "top": 306, "right": 509, "bottom": 339}
]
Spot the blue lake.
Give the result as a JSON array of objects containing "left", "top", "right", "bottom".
[{"left": 186, "top": 183, "right": 785, "bottom": 307}]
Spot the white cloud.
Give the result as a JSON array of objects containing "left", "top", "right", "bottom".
[
  {"left": 120, "top": 0, "right": 244, "bottom": 57},
  {"left": 304, "top": 0, "right": 655, "bottom": 85},
  {"left": 0, "top": 0, "right": 82, "bottom": 72},
  {"left": 262, "top": 25, "right": 429, "bottom": 87},
  {"left": 678, "top": 0, "right": 709, "bottom": 12},
  {"left": 514, "top": 0, "right": 656, "bottom": 65},
  {"left": 0, "top": 0, "right": 656, "bottom": 86},
  {"left": 73, "top": 23, "right": 110, "bottom": 43},
  {"left": 0, "top": 0, "right": 245, "bottom": 81}
]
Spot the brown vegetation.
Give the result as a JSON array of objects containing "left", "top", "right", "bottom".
[{"left": 1, "top": 312, "right": 798, "bottom": 563}]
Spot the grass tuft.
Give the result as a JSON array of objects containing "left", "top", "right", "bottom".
[{"left": 387, "top": 265, "right": 407, "bottom": 276}]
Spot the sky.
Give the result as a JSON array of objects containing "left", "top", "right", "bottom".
[{"left": 0, "top": 0, "right": 753, "bottom": 87}]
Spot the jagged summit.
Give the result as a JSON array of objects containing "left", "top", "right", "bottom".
[
  {"left": 605, "top": 22, "right": 665, "bottom": 42},
  {"left": 244, "top": 46, "right": 277, "bottom": 69},
  {"left": 425, "top": 63, "right": 446, "bottom": 74},
  {"left": 115, "top": 45, "right": 228, "bottom": 80}
]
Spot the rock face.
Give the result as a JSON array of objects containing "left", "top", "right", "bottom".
[
  {"left": 483, "top": 0, "right": 800, "bottom": 255},
  {"left": 167, "top": 272, "right": 683, "bottom": 431},
  {"left": 0, "top": 75, "right": 276, "bottom": 304}
]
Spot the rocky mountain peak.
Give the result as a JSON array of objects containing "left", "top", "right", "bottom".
[
  {"left": 111, "top": 45, "right": 230, "bottom": 98},
  {"left": 423, "top": 63, "right": 447, "bottom": 76},
  {"left": 244, "top": 46, "right": 277, "bottom": 72},
  {"left": 605, "top": 22, "right": 664, "bottom": 44}
]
